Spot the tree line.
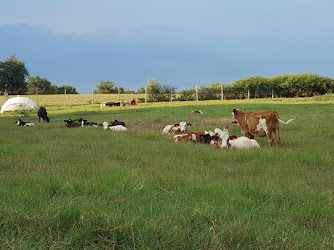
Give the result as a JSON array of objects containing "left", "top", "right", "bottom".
[
  {"left": 178, "top": 74, "right": 334, "bottom": 101},
  {"left": 2, "top": 56, "right": 334, "bottom": 99},
  {"left": 0, "top": 56, "right": 78, "bottom": 94}
]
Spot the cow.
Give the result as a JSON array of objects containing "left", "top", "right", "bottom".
[
  {"left": 110, "top": 120, "right": 126, "bottom": 127},
  {"left": 187, "top": 110, "right": 203, "bottom": 115},
  {"left": 216, "top": 130, "right": 260, "bottom": 149},
  {"left": 64, "top": 119, "right": 82, "bottom": 128},
  {"left": 103, "top": 122, "right": 127, "bottom": 131},
  {"left": 77, "top": 118, "right": 98, "bottom": 127},
  {"left": 232, "top": 109, "right": 293, "bottom": 147},
  {"left": 199, "top": 134, "right": 212, "bottom": 144},
  {"left": 172, "top": 131, "right": 214, "bottom": 144},
  {"left": 37, "top": 106, "right": 50, "bottom": 122},
  {"left": 15, "top": 119, "right": 34, "bottom": 127},
  {"left": 100, "top": 101, "right": 125, "bottom": 107},
  {"left": 162, "top": 122, "right": 192, "bottom": 134}
]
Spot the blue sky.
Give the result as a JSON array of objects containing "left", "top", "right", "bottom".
[{"left": 1, "top": 0, "right": 334, "bottom": 93}]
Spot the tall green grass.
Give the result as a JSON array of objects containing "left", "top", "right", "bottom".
[{"left": 0, "top": 99, "right": 334, "bottom": 248}]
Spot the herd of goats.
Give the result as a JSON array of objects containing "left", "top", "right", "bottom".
[{"left": 13, "top": 106, "right": 294, "bottom": 149}]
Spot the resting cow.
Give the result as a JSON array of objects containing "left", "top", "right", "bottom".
[
  {"left": 15, "top": 119, "right": 34, "bottom": 127},
  {"left": 37, "top": 106, "right": 50, "bottom": 122},
  {"left": 162, "top": 122, "right": 192, "bottom": 134},
  {"left": 216, "top": 130, "right": 260, "bottom": 149},
  {"left": 103, "top": 122, "right": 127, "bottom": 131},
  {"left": 110, "top": 120, "right": 126, "bottom": 127},
  {"left": 77, "top": 118, "right": 98, "bottom": 127},
  {"left": 232, "top": 109, "right": 293, "bottom": 147},
  {"left": 64, "top": 119, "right": 82, "bottom": 128}
]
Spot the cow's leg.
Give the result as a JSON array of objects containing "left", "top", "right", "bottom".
[
  {"left": 274, "top": 128, "right": 281, "bottom": 147},
  {"left": 267, "top": 132, "right": 274, "bottom": 147},
  {"left": 243, "top": 131, "right": 251, "bottom": 138}
]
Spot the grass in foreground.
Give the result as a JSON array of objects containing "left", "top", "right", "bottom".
[{"left": 0, "top": 99, "right": 334, "bottom": 248}]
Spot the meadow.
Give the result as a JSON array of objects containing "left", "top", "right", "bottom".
[{"left": 0, "top": 95, "right": 334, "bottom": 249}]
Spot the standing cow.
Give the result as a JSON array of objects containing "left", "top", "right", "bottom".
[
  {"left": 232, "top": 109, "right": 293, "bottom": 147},
  {"left": 37, "top": 106, "right": 50, "bottom": 122}
]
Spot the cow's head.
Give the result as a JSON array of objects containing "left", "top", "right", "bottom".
[
  {"left": 220, "top": 130, "right": 231, "bottom": 149},
  {"left": 210, "top": 134, "right": 220, "bottom": 145},
  {"left": 102, "top": 122, "right": 109, "bottom": 130},
  {"left": 64, "top": 119, "right": 74, "bottom": 127},
  {"left": 179, "top": 122, "right": 189, "bottom": 133},
  {"left": 15, "top": 119, "right": 24, "bottom": 126},
  {"left": 232, "top": 109, "right": 245, "bottom": 124},
  {"left": 45, "top": 116, "right": 50, "bottom": 122}
]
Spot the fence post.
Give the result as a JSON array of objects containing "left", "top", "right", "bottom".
[
  {"left": 170, "top": 87, "right": 173, "bottom": 102},
  {"left": 248, "top": 89, "right": 250, "bottom": 100},
  {"left": 196, "top": 85, "right": 199, "bottom": 101},
  {"left": 4, "top": 89, "right": 8, "bottom": 100},
  {"left": 271, "top": 88, "right": 274, "bottom": 98},
  {"left": 145, "top": 86, "right": 147, "bottom": 103},
  {"left": 92, "top": 89, "right": 94, "bottom": 104},
  {"left": 64, "top": 89, "right": 67, "bottom": 106},
  {"left": 221, "top": 84, "right": 224, "bottom": 100}
]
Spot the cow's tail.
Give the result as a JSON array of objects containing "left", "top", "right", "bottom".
[
  {"left": 278, "top": 118, "right": 294, "bottom": 124},
  {"left": 274, "top": 110, "right": 294, "bottom": 125}
]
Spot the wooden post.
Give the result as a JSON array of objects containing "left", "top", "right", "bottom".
[
  {"left": 170, "top": 87, "right": 173, "bottom": 102},
  {"left": 196, "top": 85, "right": 199, "bottom": 101},
  {"left": 92, "top": 89, "right": 94, "bottom": 104},
  {"left": 4, "top": 89, "right": 8, "bottom": 100},
  {"left": 248, "top": 89, "right": 250, "bottom": 100},
  {"left": 64, "top": 89, "right": 67, "bottom": 106},
  {"left": 145, "top": 86, "right": 147, "bottom": 103},
  {"left": 272, "top": 88, "right": 274, "bottom": 98},
  {"left": 221, "top": 84, "right": 224, "bottom": 100}
]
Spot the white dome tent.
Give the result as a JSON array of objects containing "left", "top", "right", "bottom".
[{"left": 1, "top": 96, "right": 38, "bottom": 114}]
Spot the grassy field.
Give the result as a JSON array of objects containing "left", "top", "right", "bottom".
[{"left": 0, "top": 96, "right": 334, "bottom": 248}]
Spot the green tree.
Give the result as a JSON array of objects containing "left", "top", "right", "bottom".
[
  {"left": 26, "top": 76, "right": 56, "bottom": 94},
  {"left": 0, "top": 55, "right": 29, "bottom": 94},
  {"left": 137, "top": 87, "right": 145, "bottom": 94},
  {"left": 146, "top": 79, "right": 161, "bottom": 102},
  {"left": 96, "top": 80, "right": 117, "bottom": 93},
  {"left": 56, "top": 85, "right": 78, "bottom": 94}
]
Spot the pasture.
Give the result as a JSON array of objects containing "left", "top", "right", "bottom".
[{"left": 0, "top": 97, "right": 334, "bottom": 248}]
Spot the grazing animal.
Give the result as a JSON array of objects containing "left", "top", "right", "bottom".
[
  {"left": 162, "top": 122, "right": 192, "bottom": 134},
  {"left": 103, "top": 122, "right": 127, "bottom": 131},
  {"left": 187, "top": 110, "right": 203, "bottom": 115},
  {"left": 15, "top": 119, "right": 34, "bottom": 127},
  {"left": 64, "top": 119, "right": 82, "bottom": 128},
  {"left": 217, "top": 130, "right": 260, "bottom": 149},
  {"left": 232, "top": 109, "right": 293, "bottom": 147},
  {"left": 37, "top": 106, "right": 50, "bottom": 122},
  {"left": 110, "top": 120, "right": 126, "bottom": 127}
]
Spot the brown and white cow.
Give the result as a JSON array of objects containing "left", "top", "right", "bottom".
[
  {"left": 232, "top": 109, "right": 293, "bottom": 147},
  {"left": 162, "top": 122, "right": 192, "bottom": 134}
]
